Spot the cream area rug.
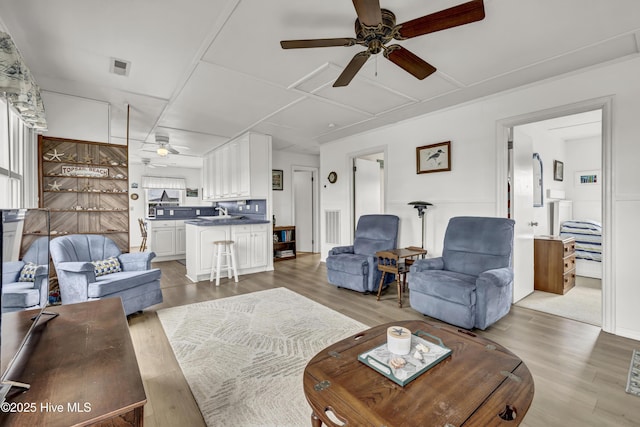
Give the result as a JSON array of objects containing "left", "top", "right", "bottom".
[
  {"left": 157, "top": 288, "right": 367, "bottom": 427},
  {"left": 627, "top": 349, "right": 640, "bottom": 397},
  {"left": 515, "top": 276, "right": 601, "bottom": 326}
]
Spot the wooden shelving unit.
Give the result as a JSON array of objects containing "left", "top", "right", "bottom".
[
  {"left": 273, "top": 225, "right": 296, "bottom": 262},
  {"left": 38, "top": 136, "right": 130, "bottom": 252}
]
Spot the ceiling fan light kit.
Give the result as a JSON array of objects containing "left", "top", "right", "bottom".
[
  {"left": 149, "top": 133, "right": 180, "bottom": 157},
  {"left": 280, "top": 0, "right": 485, "bottom": 87}
]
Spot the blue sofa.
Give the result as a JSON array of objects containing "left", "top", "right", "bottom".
[
  {"left": 408, "top": 216, "right": 515, "bottom": 330},
  {"left": 50, "top": 234, "right": 163, "bottom": 315},
  {"left": 326, "top": 214, "right": 399, "bottom": 293},
  {"left": 2, "top": 236, "right": 49, "bottom": 313}
]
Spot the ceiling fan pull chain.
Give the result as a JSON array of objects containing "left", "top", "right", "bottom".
[{"left": 375, "top": 55, "right": 378, "bottom": 77}]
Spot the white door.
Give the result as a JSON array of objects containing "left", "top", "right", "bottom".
[
  {"left": 294, "top": 170, "right": 313, "bottom": 252},
  {"left": 354, "top": 157, "right": 382, "bottom": 222},
  {"left": 512, "top": 127, "right": 537, "bottom": 302}
]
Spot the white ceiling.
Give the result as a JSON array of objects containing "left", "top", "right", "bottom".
[{"left": 1, "top": 0, "right": 638, "bottom": 168}]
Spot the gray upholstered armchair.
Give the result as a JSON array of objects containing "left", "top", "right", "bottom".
[
  {"left": 408, "top": 216, "right": 515, "bottom": 330},
  {"left": 2, "top": 236, "right": 50, "bottom": 313},
  {"left": 50, "top": 234, "right": 162, "bottom": 315},
  {"left": 326, "top": 214, "right": 399, "bottom": 293}
]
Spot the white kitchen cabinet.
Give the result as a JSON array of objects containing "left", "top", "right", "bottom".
[
  {"left": 186, "top": 222, "right": 271, "bottom": 282},
  {"left": 202, "top": 151, "right": 215, "bottom": 201},
  {"left": 251, "top": 224, "right": 269, "bottom": 267},
  {"left": 232, "top": 223, "right": 268, "bottom": 271},
  {"left": 148, "top": 220, "right": 186, "bottom": 261},
  {"left": 232, "top": 225, "right": 252, "bottom": 270},
  {"left": 201, "top": 132, "right": 271, "bottom": 201},
  {"left": 186, "top": 223, "right": 230, "bottom": 282},
  {"left": 175, "top": 221, "right": 186, "bottom": 255}
]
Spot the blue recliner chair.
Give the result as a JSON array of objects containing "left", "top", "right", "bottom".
[
  {"left": 326, "top": 214, "right": 399, "bottom": 293},
  {"left": 2, "top": 236, "right": 50, "bottom": 313},
  {"left": 50, "top": 234, "right": 163, "bottom": 315},
  {"left": 408, "top": 216, "right": 515, "bottom": 330}
]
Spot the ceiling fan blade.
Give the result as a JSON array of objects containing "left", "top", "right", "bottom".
[
  {"left": 333, "top": 51, "right": 370, "bottom": 87},
  {"left": 352, "top": 0, "right": 382, "bottom": 26},
  {"left": 384, "top": 45, "right": 437, "bottom": 80},
  {"left": 167, "top": 146, "right": 179, "bottom": 155},
  {"left": 396, "top": 0, "right": 485, "bottom": 39},
  {"left": 280, "top": 38, "right": 357, "bottom": 49}
]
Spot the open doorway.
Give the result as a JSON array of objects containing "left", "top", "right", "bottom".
[
  {"left": 293, "top": 166, "right": 319, "bottom": 254},
  {"left": 352, "top": 152, "right": 385, "bottom": 233},
  {"left": 510, "top": 110, "right": 603, "bottom": 326}
]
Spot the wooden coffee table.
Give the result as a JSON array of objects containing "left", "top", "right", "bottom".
[{"left": 303, "top": 320, "right": 534, "bottom": 426}]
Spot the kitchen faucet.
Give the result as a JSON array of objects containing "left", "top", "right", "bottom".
[{"left": 215, "top": 207, "right": 228, "bottom": 216}]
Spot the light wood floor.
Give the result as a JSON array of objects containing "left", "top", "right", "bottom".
[{"left": 128, "top": 254, "right": 640, "bottom": 427}]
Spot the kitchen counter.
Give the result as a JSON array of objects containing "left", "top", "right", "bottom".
[
  {"left": 184, "top": 218, "right": 271, "bottom": 226},
  {"left": 185, "top": 220, "right": 272, "bottom": 282}
]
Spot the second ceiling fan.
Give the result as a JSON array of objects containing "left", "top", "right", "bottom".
[{"left": 280, "top": 0, "right": 485, "bottom": 87}]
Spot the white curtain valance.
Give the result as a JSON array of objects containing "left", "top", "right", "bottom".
[
  {"left": 0, "top": 31, "right": 47, "bottom": 131},
  {"left": 141, "top": 176, "right": 186, "bottom": 189}
]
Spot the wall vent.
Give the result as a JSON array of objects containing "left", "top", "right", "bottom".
[
  {"left": 110, "top": 58, "right": 131, "bottom": 76},
  {"left": 325, "top": 210, "right": 340, "bottom": 245}
]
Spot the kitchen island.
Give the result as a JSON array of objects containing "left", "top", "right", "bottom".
[{"left": 185, "top": 217, "right": 272, "bottom": 282}]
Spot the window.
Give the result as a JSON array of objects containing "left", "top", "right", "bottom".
[
  {"left": 0, "top": 97, "right": 36, "bottom": 208},
  {"left": 146, "top": 189, "right": 185, "bottom": 217}
]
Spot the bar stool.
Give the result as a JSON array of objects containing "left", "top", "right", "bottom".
[
  {"left": 210, "top": 240, "right": 238, "bottom": 286},
  {"left": 138, "top": 218, "right": 147, "bottom": 252}
]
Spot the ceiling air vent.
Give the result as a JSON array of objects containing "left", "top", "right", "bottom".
[{"left": 110, "top": 58, "right": 131, "bottom": 76}]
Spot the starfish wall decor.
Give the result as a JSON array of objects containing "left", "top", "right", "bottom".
[
  {"left": 45, "top": 149, "right": 64, "bottom": 161},
  {"left": 48, "top": 181, "right": 61, "bottom": 191}
]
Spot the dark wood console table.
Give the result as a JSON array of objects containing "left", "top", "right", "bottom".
[{"left": 1, "top": 298, "right": 146, "bottom": 426}]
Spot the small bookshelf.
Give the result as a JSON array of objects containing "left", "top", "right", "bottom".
[{"left": 273, "top": 225, "right": 296, "bottom": 262}]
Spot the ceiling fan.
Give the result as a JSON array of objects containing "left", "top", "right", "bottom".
[
  {"left": 141, "top": 158, "right": 167, "bottom": 168},
  {"left": 148, "top": 134, "right": 180, "bottom": 157},
  {"left": 280, "top": 0, "right": 485, "bottom": 87}
]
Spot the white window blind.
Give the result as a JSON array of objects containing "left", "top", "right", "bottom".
[{"left": 141, "top": 176, "right": 186, "bottom": 189}]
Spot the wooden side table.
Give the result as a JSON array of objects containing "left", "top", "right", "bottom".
[
  {"left": 376, "top": 247, "right": 427, "bottom": 307},
  {"left": 534, "top": 235, "right": 576, "bottom": 294}
]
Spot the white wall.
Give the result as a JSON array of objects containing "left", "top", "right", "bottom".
[
  {"left": 320, "top": 56, "right": 640, "bottom": 340},
  {"left": 41, "top": 92, "right": 111, "bottom": 143},
  {"left": 517, "top": 124, "right": 567, "bottom": 235},
  {"left": 271, "top": 150, "right": 319, "bottom": 226},
  {"left": 128, "top": 163, "right": 207, "bottom": 249},
  {"left": 565, "top": 136, "right": 602, "bottom": 222}
]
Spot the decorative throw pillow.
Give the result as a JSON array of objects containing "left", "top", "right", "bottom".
[
  {"left": 92, "top": 257, "right": 122, "bottom": 277},
  {"left": 19, "top": 262, "right": 39, "bottom": 282}
]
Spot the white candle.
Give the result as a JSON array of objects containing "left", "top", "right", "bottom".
[{"left": 387, "top": 326, "right": 411, "bottom": 355}]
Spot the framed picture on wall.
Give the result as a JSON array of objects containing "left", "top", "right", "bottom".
[
  {"left": 553, "top": 160, "right": 564, "bottom": 181},
  {"left": 575, "top": 170, "right": 600, "bottom": 185},
  {"left": 416, "top": 141, "right": 451, "bottom": 174},
  {"left": 272, "top": 169, "right": 284, "bottom": 190}
]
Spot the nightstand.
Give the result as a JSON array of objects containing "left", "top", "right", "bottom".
[{"left": 534, "top": 235, "right": 576, "bottom": 294}]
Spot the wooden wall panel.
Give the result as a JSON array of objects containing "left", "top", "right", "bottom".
[{"left": 39, "top": 136, "right": 130, "bottom": 252}]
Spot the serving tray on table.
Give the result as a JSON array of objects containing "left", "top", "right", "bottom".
[{"left": 358, "top": 331, "right": 452, "bottom": 386}]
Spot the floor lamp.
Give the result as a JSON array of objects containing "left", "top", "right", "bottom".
[{"left": 408, "top": 201, "right": 433, "bottom": 249}]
